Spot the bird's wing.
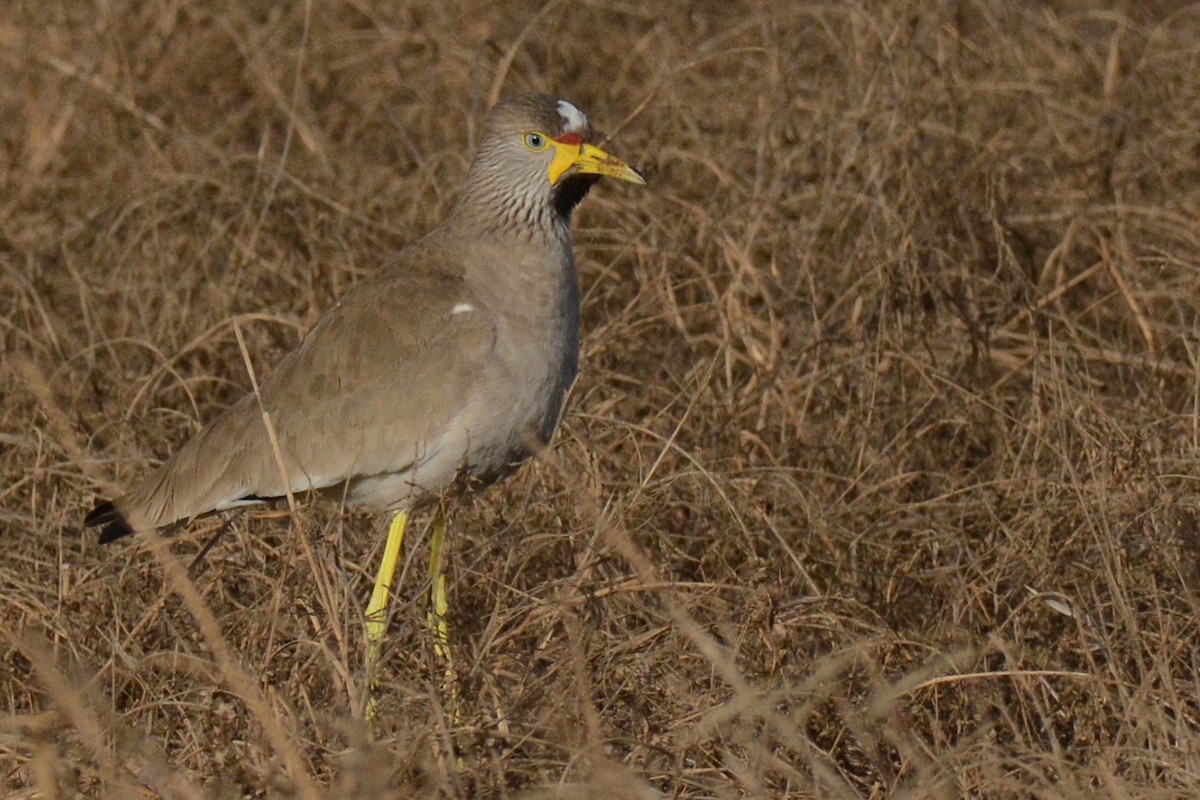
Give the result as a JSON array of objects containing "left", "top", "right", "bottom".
[{"left": 106, "top": 261, "right": 495, "bottom": 533}]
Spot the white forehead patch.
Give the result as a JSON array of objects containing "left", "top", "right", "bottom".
[{"left": 557, "top": 100, "right": 589, "bottom": 133}]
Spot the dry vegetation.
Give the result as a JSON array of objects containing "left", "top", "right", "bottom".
[{"left": 4, "top": 0, "right": 1200, "bottom": 797}]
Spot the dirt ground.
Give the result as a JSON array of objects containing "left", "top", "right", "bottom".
[{"left": 4, "top": 1, "right": 1200, "bottom": 797}]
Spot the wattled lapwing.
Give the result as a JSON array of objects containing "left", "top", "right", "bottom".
[{"left": 84, "top": 93, "right": 644, "bottom": 729}]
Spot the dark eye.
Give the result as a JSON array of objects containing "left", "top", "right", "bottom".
[{"left": 523, "top": 132, "right": 546, "bottom": 150}]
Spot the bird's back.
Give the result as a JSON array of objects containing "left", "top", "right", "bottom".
[{"left": 88, "top": 225, "right": 579, "bottom": 539}]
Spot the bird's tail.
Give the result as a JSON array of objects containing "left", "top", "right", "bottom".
[{"left": 84, "top": 499, "right": 136, "bottom": 544}]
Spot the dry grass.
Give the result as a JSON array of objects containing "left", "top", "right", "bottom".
[{"left": 4, "top": 0, "right": 1200, "bottom": 797}]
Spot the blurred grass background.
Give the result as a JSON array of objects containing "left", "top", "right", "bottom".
[{"left": 3, "top": 0, "right": 1200, "bottom": 797}]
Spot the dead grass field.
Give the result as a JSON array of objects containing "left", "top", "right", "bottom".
[{"left": 4, "top": 0, "right": 1200, "bottom": 797}]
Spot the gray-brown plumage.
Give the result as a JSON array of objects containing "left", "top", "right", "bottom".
[{"left": 86, "top": 94, "right": 644, "bottom": 543}]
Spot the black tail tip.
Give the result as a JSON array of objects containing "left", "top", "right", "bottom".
[{"left": 85, "top": 500, "right": 135, "bottom": 544}]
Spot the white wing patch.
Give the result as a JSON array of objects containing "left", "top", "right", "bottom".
[
  {"left": 557, "top": 100, "right": 589, "bottom": 133},
  {"left": 215, "top": 497, "right": 266, "bottom": 511},
  {"left": 451, "top": 302, "right": 476, "bottom": 315},
  {"left": 212, "top": 471, "right": 342, "bottom": 510}
]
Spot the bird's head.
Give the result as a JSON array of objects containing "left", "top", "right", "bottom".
[{"left": 457, "top": 94, "right": 644, "bottom": 237}]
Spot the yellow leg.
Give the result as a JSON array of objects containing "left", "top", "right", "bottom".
[
  {"left": 363, "top": 508, "right": 459, "bottom": 739},
  {"left": 427, "top": 507, "right": 452, "bottom": 671},
  {"left": 364, "top": 510, "right": 407, "bottom": 736},
  {"left": 427, "top": 508, "right": 460, "bottom": 723}
]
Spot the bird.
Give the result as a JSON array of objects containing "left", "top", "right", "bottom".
[{"left": 84, "top": 93, "right": 645, "bottom": 728}]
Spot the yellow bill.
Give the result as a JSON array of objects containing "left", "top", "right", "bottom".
[{"left": 548, "top": 136, "right": 645, "bottom": 186}]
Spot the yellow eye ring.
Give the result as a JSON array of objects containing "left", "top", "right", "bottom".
[{"left": 522, "top": 132, "right": 549, "bottom": 151}]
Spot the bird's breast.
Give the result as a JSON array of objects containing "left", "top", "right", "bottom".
[{"left": 460, "top": 274, "right": 579, "bottom": 480}]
